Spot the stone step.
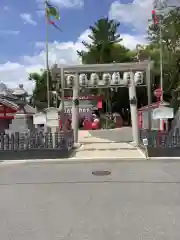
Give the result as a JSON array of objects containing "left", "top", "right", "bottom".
[
  {"left": 79, "top": 142, "right": 135, "bottom": 150},
  {"left": 73, "top": 149, "right": 145, "bottom": 159}
]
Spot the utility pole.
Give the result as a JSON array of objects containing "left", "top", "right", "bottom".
[
  {"left": 153, "top": 0, "right": 168, "bottom": 130},
  {"left": 45, "top": 0, "right": 50, "bottom": 108},
  {"left": 153, "top": 0, "right": 175, "bottom": 99},
  {"left": 60, "top": 67, "right": 65, "bottom": 130},
  {"left": 159, "top": 20, "right": 163, "bottom": 102},
  {"left": 153, "top": 0, "right": 168, "bottom": 102}
]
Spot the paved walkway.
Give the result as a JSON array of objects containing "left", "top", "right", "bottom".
[
  {"left": 76, "top": 130, "right": 145, "bottom": 160},
  {"left": 72, "top": 141, "right": 145, "bottom": 159},
  {"left": 88, "top": 127, "right": 133, "bottom": 142},
  {"left": 78, "top": 128, "right": 133, "bottom": 143},
  {"left": 78, "top": 131, "right": 113, "bottom": 143}
]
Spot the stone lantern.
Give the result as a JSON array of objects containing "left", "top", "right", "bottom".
[{"left": 9, "top": 84, "right": 31, "bottom": 133}]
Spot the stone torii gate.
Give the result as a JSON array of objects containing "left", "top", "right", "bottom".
[{"left": 51, "top": 60, "right": 153, "bottom": 146}]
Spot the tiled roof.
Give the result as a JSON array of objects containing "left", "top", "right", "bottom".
[
  {"left": 0, "top": 97, "right": 36, "bottom": 114},
  {"left": 0, "top": 98, "right": 19, "bottom": 110},
  {"left": 24, "top": 104, "right": 36, "bottom": 114}
]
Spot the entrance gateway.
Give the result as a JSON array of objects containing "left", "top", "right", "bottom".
[{"left": 51, "top": 61, "right": 153, "bottom": 145}]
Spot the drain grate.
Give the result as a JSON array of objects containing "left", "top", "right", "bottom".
[{"left": 92, "top": 170, "right": 111, "bottom": 176}]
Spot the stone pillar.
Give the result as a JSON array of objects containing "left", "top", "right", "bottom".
[
  {"left": 45, "top": 107, "right": 59, "bottom": 148},
  {"left": 129, "top": 72, "right": 140, "bottom": 146},
  {"left": 7, "top": 83, "right": 30, "bottom": 134},
  {"left": 7, "top": 112, "right": 30, "bottom": 134},
  {"left": 72, "top": 72, "right": 79, "bottom": 143}
]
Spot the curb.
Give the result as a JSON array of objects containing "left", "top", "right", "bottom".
[
  {"left": 0, "top": 157, "right": 147, "bottom": 165},
  {"left": 2, "top": 157, "right": 180, "bottom": 166},
  {"left": 149, "top": 157, "right": 180, "bottom": 160}
]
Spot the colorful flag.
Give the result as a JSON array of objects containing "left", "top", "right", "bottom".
[
  {"left": 45, "top": 1, "right": 62, "bottom": 31},
  {"left": 46, "top": 1, "right": 60, "bottom": 19}
]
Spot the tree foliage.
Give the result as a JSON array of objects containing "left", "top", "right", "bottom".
[
  {"left": 29, "top": 70, "right": 54, "bottom": 109},
  {"left": 77, "top": 18, "right": 133, "bottom": 64},
  {"left": 77, "top": 17, "right": 143, "bottom": 112},
  {"left": 148, "top": 7, "right": 180, "bottom": 93}
]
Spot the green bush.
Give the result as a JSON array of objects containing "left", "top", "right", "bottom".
[{"left": 100, "top": 118, "right": 116, "bottom": 129}]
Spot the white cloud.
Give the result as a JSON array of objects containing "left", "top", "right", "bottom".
[
  {"left": 121, "top": 33, "right": 148, "bottom": 50},
  {"left": 0, "top": 30, "right": 20, "bottom": 35},
  {"left": 50, "top": 0, "right": 84, "bottom": 8},
  {"left": 20, "top": 13, "right": 37, "bottom": 26},
  {"left": 0, "top": 62, "right": 37, "bottom": 93},
  {"left": 0, "top": 30, "right": 88, "bottom": 93},
  {"left": 37, "top": 0, "right": 84, "bottom": 9},
  {"left": 0, "top": 28, "right": 148, "bottom": 93},
  {"left": 109, "top": 0, "right": 180, "bottom": 33},
  {"left": 78, "top": 29, "right": 91, "bottom": 44},
  {"left": 109, "top": 0, "right": 153, "bottom": 32}
]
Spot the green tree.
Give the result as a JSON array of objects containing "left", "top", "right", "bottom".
[
  {"left": 148, "top": 7, "right": 180, "bottom": 97},
  {"left": 29, "top": 70, "right": 57, "bottom": 109},
  {"left": 77, "top": 17, "right": 133, "bottom": 64},
  {"left": 77, "top": 17, "right": 136, "bottom": 114}
]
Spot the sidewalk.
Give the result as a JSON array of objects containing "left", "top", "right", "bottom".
[
  {"left": 74, "top": 130, "right": 146, "bottom": 160},
  {"left": 71, "top": 142, "right": 146, "bottom": 160}
]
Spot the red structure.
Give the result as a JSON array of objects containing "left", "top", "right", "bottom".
[
  {"left": 0, "top": 104, "right": 16, "bottom": 119},
  {"left": 59, "top": 95, "right": 123, "bottom": 130},
  {"left": 138, "top": 88, "right": 168, "bottom": 131},
  {"left": 59, "top": 95, "right": 103, "bottom": 130},
  {"left": 64, "top": 95, "right": 103, "bottom": 109}
]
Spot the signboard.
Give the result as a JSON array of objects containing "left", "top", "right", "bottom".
[
  {"left": 65, "top": 107, "right": 90, "bottom": 114},
  {"left": 33, "top": 113, "right": 46, "bottom": 125},
  {"left": 45, "top": 107, "right": 59, "bottom": 127},
  {"left": 46, "top": 119, "right": 59, "bottom": 127},
  {"left": 152, "top": 107, "right": 174, "bottom": 120},
  {"left": 45, "top": 107, "right": 59, "bottom": 120}
]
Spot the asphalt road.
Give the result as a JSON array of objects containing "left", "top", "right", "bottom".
[{"left": 1, "top": 160, "right": 180, "bottom": 239}]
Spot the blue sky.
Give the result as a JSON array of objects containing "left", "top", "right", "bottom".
[
  {"left": 0, "top": 0, "right": 162, "bottom": 91},
  {"left": 0, "top": 0, "right": 139, "bottom": 62}
]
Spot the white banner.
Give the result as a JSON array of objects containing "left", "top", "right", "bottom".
[{"left": 152, "top": 107, "right": 174, "bottom": 119}]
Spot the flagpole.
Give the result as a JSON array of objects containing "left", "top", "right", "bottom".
[
  {"left": 45, "top": 0, "right": 50, "bottom": 108},
  {"left": 159, "top": 19, "right": 163, "bottom": 102}
]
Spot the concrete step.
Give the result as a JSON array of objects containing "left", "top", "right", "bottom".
[
  {"left": 79, "top": 142, "right": 136, "bottom": 150},
  {"left": 79, "top": 137, "right": 114, "bottom": 143},
  {"left": 72, "top": 149, "right": 145, "bottom": 159}
]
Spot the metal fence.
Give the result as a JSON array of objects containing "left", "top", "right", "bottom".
[
  {"left": 0, "top": 130, "right": 74, "bottom": 151},
  {"left": 140, "top": 129, "right": 180, "bottom": 148}
]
